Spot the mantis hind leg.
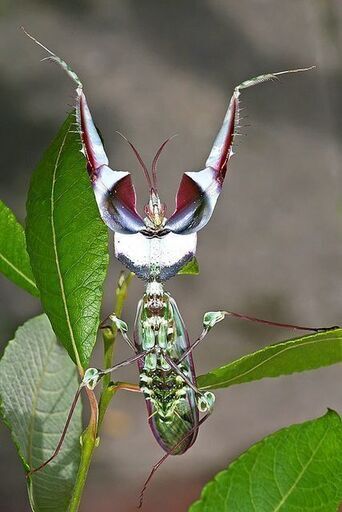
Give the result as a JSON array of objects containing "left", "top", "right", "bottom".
[
  {"left": 138, "top": 412, "right": 211, "bottom": 509},
  {"left": 27, "top": 353, "right": 144, "bottom": 476},
  {"left": 179, "top": 309, "right": 339, "bottom": 362},
  {"left": 27, "top": 385, "right": 83, "bottom": 477}
]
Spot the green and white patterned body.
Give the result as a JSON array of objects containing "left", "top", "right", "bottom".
[{"left": 134, "top": 281, "right": 199, "bottom": 454}]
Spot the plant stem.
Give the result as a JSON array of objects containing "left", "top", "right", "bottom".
[
  {"left": 98, "top": 271, "right": 133, "bottom": 434},
  {"left": 68, "top": 425, "right": 96, "bottom": 512},
  {"left": 68, "top": 272, "right": 134, "bottom": 512},
  {"left": 68, "top": 388, "right": 98, "bottom": 512},
  {"left": 102, "top": 272, "right": 134, "bottom": 391}
]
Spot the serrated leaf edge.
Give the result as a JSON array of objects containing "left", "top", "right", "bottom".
[{"left": 190, "top": 410, "right": 341, "bottom": 511}]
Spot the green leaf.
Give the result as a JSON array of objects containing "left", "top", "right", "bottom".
[
  {"left": 197, "top": 328, "right": 342, "bottom": 390},
  {"left": 189, "top": 410, "right": 342, "bottom": 512},
  {"left": 178, "top": 257, "right": 200, "bottom": 275},
  {"left": 0, "top": 314, "right": 82, "bottom": 512},
  {"left": 0, "top": 199, "right": 38, "bottom": 296},
  {"left": 26, "top": 113, "right": 109, "bottom": 369}
]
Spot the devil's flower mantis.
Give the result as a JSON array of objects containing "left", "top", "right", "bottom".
[{"left": 23, "top": 29, "right": 327, "bottom": 507}]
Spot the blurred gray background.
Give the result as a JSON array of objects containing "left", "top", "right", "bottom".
[{"left": 0, "top": 1, "right": 341, "bottom": 511}]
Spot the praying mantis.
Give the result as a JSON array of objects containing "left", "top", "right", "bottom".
[{"left": 23, "top": 29, "right": 329, "bottom": 508}]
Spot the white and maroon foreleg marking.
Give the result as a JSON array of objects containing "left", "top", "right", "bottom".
[
  {"left": 23, "top": 28, "right": 145, "bottom": 234},
  {"left": 165, "top": 67, "right": 314, "bottom": 235}
]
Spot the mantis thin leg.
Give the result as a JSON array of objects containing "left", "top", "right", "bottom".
[
  {"left": 99, "top": 351, "right": 148, "bottom": 377},
  {"left": 108, "top": 381, "right": 142, "bottom": 393},
  {"left": 83, "top": 351, "right": 148, "bottom": 389},
  {"left": 116, "top": 330, "right": 137, "bottom": 354},
  {"left": 111, "top": 313, "right": 137, "bottom": 353},
  {"left": 28, "top": 354, "right": 146, "bottom": 475},
  {"left": 221, "top": 310, "right": 339, "bottom": 332},
  {"left": 138, "top": 412, "right": 211, "bottom": 509},
  {"left": 179, "top": 310, "right": 339, "bottom": 363},
  {"left": 27, "top": 384, "right": 83, "bottom": 476},
  {"left": 178, "top": 328, "right": 209, "bottom": 363},
  {"left": 163, "top": 354, "right": 203, "bottom": 397},
  {"left": 100, "top": 314, "right": 137, "bottom": 353}
]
